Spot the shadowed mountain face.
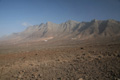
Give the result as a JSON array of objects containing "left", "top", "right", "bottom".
[{"left": 1, "top": 19, "right": 120, "bottom": 43}]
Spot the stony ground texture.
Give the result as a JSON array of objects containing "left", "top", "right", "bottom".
[{"left": 0, "top": 42, "right": 120, "bottom": 80}]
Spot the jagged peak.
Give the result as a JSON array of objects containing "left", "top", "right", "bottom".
[
  {"left": 107, "top": 19, "right": 117, "bottom": 23},
  {"left": 46, "top": 22, "right": 59, "bottom": 27},
  {"left": 46, "top": 21, "right": 54, "bottom": 25},
  {"left": 40, "top": 23, "right": 44, "bottom": 25},
  {"left": 65, "top": 20, "right": 80, "bottom": 24},
  {"left": 39, "top": 23, "right": 45, "bottom": 27},
  {"left": 46, "top": 21, "right": 52, "bottom": 23},
  {"left": 91, "top": 19, "right": 98, "bottom": 22}
]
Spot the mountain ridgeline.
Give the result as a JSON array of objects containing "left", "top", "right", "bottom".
[{"left": 1, "top": 19, "right": 120, "bottom": 43}]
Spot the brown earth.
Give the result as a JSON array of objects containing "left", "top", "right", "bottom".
[{"left": 0, "top": 40, "right": 120, "bottom": 80}]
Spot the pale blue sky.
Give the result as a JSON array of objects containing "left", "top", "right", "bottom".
[{"left": 0, "top": 0, "right": 120, "bottom": 37}]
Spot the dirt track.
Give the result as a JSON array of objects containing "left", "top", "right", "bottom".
[{"left": 0, "top": 42, "right": 120, "bottom": 80}]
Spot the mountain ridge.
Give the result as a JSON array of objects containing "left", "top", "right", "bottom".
[{"left": 0, "top": 19, "right": 120, "bottom": 43}]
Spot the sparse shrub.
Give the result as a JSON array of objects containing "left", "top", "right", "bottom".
[{"left": 81, "top": 47, "right": 84, "bottom": 49}]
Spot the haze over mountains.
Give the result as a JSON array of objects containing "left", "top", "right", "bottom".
[{"left": 1, "top": 19, "right": 120, "bottom": 43}]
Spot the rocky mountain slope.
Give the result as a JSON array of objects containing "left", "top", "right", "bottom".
[{"left": 1, "top": 19, "right": 120, "bottom": 43}]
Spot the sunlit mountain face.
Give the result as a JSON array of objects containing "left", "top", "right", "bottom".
[{"left": 0, "top": 19, "right": 120, "bottom": 44}]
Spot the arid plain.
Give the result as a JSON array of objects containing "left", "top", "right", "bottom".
[{"left": 0, "top": 20, "right": 120, "bottom": 80}]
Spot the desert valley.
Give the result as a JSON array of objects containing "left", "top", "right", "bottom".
[{"left": 0, "top": 19, "right": 120, "bottom": 80}]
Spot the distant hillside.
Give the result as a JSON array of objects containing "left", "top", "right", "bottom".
[{"left": 0, "top": 19, "right": 120, "bottom": 43}]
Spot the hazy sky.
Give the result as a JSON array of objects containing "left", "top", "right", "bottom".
[{"left": 0, "top": 0, "right": 120, "bottom": 37}]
